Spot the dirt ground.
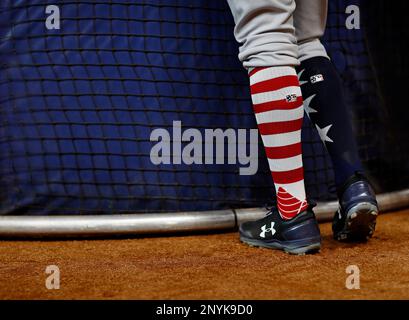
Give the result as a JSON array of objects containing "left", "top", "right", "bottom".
[{"left": 0, "top": 209, "right": 409, "bottom": 300}]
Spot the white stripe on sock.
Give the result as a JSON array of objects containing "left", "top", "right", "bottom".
[
  {"left": 251, "top": 86, "right": 302, "bottom": 105},
  {"left": 255, "top": 105, "right": 304, "bottom": 124},
  {"left": 267, "top": 155, "right": 303, "bottom": 172},
  {"left": 260, "top": 130, "right": 301, "bottom": 148}
]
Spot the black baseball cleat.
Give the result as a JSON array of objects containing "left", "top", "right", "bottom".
[
  {"left": 332, "top": 172, "right": 379, "bottom": 242},
  {"left": 239, "top": 204, "right": 321, "bottom": 255}
]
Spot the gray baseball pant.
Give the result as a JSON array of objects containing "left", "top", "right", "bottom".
[{"left": 227, "top": 0, "right": 330, "bottom": 67}]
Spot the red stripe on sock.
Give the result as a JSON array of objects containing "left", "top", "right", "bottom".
[
  {"left": 271, "top": 167, "right": 304, "bottom": 184},
  {"left": 277, "top": 201, "right": 304, "bottom": 212},
  {"left": 265, "top": 142, "right": 302, "bottom": 159},
  {"left": 258, "top": 118, "right": 303, "bottom": 135},
  {"left": 253, "top": 97, "right": 303, "bottom": 113},
  {"left": 277, "top": 195, "right": 302, "bottom": 206},
  {"left": 277, "top": 189, "right": 297, "bottom": 199},
  {"left": 248, "top": 67, "right": 267, "bottom": 77},
  {"left": 250, "top": 75, "right": 300, "bottom": 95},
  {"left": 277, "top": 187, "right": 308, "bottom": 219}
]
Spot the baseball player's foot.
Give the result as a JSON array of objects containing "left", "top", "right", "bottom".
[
  {"left": 332, "top": 172, "right": 379, "bottom": 242},
  {"left": 239, "top": 203, "right": 321, "bottom": 255}
]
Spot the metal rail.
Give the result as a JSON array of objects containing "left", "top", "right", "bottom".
[{"left": 0, "top": 189, "right": 408, "bottom": 238}]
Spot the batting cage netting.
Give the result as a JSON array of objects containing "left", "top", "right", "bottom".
[{"left": 1, "top": 0, "right": 408, "bottom": 221}]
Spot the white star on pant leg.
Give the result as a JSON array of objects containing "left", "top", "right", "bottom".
[
  {"left": 303, "top": 94, "right": 317, "bottom": 118},
  {"left": 315, "top": 124, "right": 334, "bottom": 143},
  {"left": 297, "top": 69, "right": 308, "bottom": 86}
]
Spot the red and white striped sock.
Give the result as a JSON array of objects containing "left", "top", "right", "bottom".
[{"left": 249, "top": 66, "right": 308, "bottom": 220}]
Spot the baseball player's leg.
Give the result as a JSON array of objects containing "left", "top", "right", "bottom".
[
  {"left": 294, "top": 0, "right": 378, "bottom": 242},
  {"left": 294, "top": 0, "right": 329, "bottom": 62},
  {"left": 227, "top": 0, "right": 299, "bottom": 67},
  {"left": 227, "top": 0, "right": 321, "bottom": 254}
]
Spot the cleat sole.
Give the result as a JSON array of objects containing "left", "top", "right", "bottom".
[
  {"left": 240, "top": 236, "right": 321, "bottom": 255},
  {"left": 334, "top": 202, "right": 378, "bottom": 242}
]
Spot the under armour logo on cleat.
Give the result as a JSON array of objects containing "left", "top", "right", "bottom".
[{"left": 260, "top": 222, "right": 276, "bottom": 238}]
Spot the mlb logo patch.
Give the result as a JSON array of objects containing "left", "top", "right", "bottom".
[
  {"left": 310, "top": 74, "right": 324, "bottom": 83},
  {"left": 285, "top": 94, "right": 297, "bottom": 103}
]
